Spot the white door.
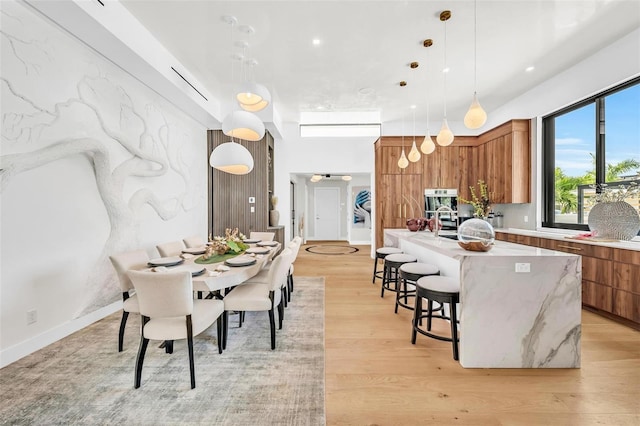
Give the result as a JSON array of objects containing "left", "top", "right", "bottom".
[{"left": 314, "top": 187, "right": 340, "bottom": 240}]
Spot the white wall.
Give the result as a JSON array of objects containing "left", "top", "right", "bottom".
[
  {"left": 274, "top": 123, "right": 376, "bottom": 242},
  {"left": 0, "top": 1, "right": 207, "bottom": 366}
]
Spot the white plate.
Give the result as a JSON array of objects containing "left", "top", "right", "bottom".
[
  {"left": 243, "top": 239, "right": 261, "bottom": 244},
  {"left": 246, "top": 247, "right": 270, "bottom": 254},
  {"left": 148, "top": 256, "right": 184, "bottom": 267},
  {"left": 171, "top": 264, "right": 206, "bottom": 276},
  {"left": 225, "top": 256, "right": 257, "bottom": 267},
  {"left": 182, "top": 247, "right": 206, "bottom": 255},
  {"left": 257, "top": 241, "right": 278, "bottom": 247}
]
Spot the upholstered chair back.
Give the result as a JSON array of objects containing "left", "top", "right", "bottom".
[
  {"left": 183, "top": 235, "right": 205, "bottom": 248},
  {"left": 128, "top": 270, "right": 193, "bottom": 318},
  {"left": 109, "top": 249, "right": 149, "bottom": 293},
  {"left": 250, "top": 231, "right": 275, "bottom": 241},
  {"left": 156, "top": 240, "right": 185, "bottom": 257},
  {"left": 268, "top": 248, "right": 292, "bottom": 292}
]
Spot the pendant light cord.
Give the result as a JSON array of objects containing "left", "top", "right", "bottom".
[
  {"left": 443, "top": 17, "right": 448, "bottom": 119},
  {"left": 474, "top": 0, "right": 477, "bottom": 94}
]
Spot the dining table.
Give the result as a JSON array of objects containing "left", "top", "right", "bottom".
[{"left": 150, "top": 242, "right": 281, "bottom": 294}]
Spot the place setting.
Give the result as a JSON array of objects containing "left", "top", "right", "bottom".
[
  {"left": 256, "top": 241, "right": 278, "bottom": 247},
  {"left": 224, "top": 255, "right": 257, "bottom": 267}
]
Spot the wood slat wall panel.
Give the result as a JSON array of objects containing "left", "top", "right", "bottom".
[{"left": 208, "top": 130, "right": 273, "bottom": 239}]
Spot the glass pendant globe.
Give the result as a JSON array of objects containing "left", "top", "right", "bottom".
[
  {"left": 397, "top": 150, "right": 409, "bottom": 169},
  {"left": 209, "top": 142, "right": 254, "bottom": 175},
  {"left": 464, "top": 93, "right": 487, "bottom": 129},
  {"left": 408, "top": 140, "right": 421, "bottom": 162},
  {"left": 420, "top": 133, "right": 436, "bottom": 154},
  {"left": 436, "top": 118, "right": 454, "bottom": 146}
]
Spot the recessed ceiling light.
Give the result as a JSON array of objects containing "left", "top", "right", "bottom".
[
  {"left": 312, "top": 39, "right": 321, "bottom": 46},
  {"left": 525, "top": 66, "right": 535, "bottom": 72},
  {"left": 442, "top": 67, "right": 450, "bottom": 73}
]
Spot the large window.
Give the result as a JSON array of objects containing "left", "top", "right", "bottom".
[{"left": 543, "top": 78, "right": 640, "bottom": 230}]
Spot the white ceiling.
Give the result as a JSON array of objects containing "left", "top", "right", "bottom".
[{"left": 120, "top": 0, "right": 640, "bottom": 128}]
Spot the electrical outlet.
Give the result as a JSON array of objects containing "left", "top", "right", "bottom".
[
  {"left": 515, "top": 263, "right": 531, "bottom": 273},
  {"left": 250, "top": 206, "right": 255, "bottom": 213},
  {"left": 27, "top": 309, "right": 37, "bottom": 325},
  {"left": 524, "top": 215, "right": 529, "bottom": 223}
]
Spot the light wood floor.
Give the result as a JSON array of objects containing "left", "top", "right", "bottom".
[{"left": 294, "top": 242, "right": 640, "bottom": 426}]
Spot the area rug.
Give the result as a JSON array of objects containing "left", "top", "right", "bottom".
[
  {"left": 305, "top": 245, "right": 359, "bottom": 255},
  {"left": 0, "top": 277, "right": 325, "bottom": 426}
]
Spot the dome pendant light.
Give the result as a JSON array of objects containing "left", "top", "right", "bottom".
[
  {"left": 437, "top": 10, "right": 454, "bottom": 147},
  {"left": 221, "top": 17, "right": 265, "bottom": 142},
  {"left": 408, "top": 107, "right": 421, "bottom": 162},
  {"left": 222, "top": 110, "right": 265, "bottom": 141},
  {"left": 464, "top": 0, "right": 487, "bottom": 129},
  {"left": 209, "top": 141, "right": 254, "bottom": 175},
  {"left": 237, "top": 57, "right": 271, "bottom": 112}
]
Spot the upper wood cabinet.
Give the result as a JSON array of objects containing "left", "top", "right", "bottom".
[
  {"left": 476, "top": 119, "right": 530, "bottom": 203},
  {"left": 374, "top": 120, "right": 531, "bottom": 248}
]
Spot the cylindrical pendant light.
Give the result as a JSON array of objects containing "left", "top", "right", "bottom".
[
  {"left": 408, "top": 107, "right": 421, "bottom": 162},
  {"left": 222, "top": 110, "right": 265, "bottom": 141},
  {"left": 209, "top": 141, "right": 254, "bottom": 175},
  {"left": 437, "top": 10, "right": 454, "bottom": 147},
  {"left": 464, "top": 0, "right": 488, "bottom": 129}
]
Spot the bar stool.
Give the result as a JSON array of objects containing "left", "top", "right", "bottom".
[
  {"left": 372, "top": 247, "right": 403, "bottom": 284},
  {"left": 396, "top": 263, "right": 440, "bottom": 313},
  {"left": 381, "top": 253, "right": 417, "bottom": 298},
  {"left": 411, "top": 276, "right": 461, "bottom": 361}
]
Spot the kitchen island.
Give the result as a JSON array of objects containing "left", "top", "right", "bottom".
[{"left": 384, "top": 229, "right": 582, "bottom": 368}]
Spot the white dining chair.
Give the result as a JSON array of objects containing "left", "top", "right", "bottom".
[
  {"left": 183, "top": 235, "right": 206, "bottom": 248},
  {"left": 156, "top": 240, "right": 185, "bottom": 257},
  {"left": 223, "top": 248, "right": 292, "bottom": 350},
  {"left": 109, "top": 249, "right": 149, "bottom": 352},
  {"left": 127, "top": 270, "right": 225, "bottom": 389},
  {"left": 249, "top": 231, "right": 275, "bottom": 241}
]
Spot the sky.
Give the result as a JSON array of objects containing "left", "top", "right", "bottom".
[{"left": 555, "top": 82, "right": 640, "bottom": 179}]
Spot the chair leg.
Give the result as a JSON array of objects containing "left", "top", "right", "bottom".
[
  {"left": 411, "top": 295, "right": 421, "bottom": 344},
  {"left": 165, "top": 340, "right": 174, "bottom": 354},
  {"left": 222, "top": 311, "right": 228, "bottom": 350},
  {"left": 427, "top": 300, "right": 434, "bottom": 331},
  {"left": 394, "top": 277, "right": 402, "bottom": 314},
  {"left": 134, "top": 336, "right": 149, "bottom": 389},
  {"left": 238, "top": 311, "right": 243, "bottom": 327},
  {"left": 372, "top": 256, "right": 378, "bottom": 284},
  {"left": 185, "top": 315, "right": 195, "bottom": 389},
  {"left": 278, "top": 294, "right": 284, "bottom": 330},
  {"left": 268, "top": 309, "right": 276, "bottom": 350},
  {"left": 288, "top": 274, "right": 294, "bottom": 298},
  {"left": 118, "top": 311, "right": 129, "bottom": 352},
  {"left": 380, "top": 265, "right": 387, "bottom": 298},
  {"left": 450, "top": 302, "right": 459, "bottom": 361},
  {"left": 283, "top": 286, "right": 288, "bottom": 308},
  {"left": 216, "top": 316, "right": 223, "bottom": 354}
]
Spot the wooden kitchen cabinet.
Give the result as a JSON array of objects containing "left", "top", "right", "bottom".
[
  {"left": 375, "top": 138, "right": 423, "bottom": 248},
  {"left": 495, "top": 231, "right": 639, "bottom": 328},
  {"left": 374, "top": 120, "right": 531, "bottom": 249}
]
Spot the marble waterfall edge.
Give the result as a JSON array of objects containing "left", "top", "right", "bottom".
[{"left": 460, "top": 256, "right": 581, "bottom": 368}]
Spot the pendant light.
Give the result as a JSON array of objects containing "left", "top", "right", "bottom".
[
  {"left": 398, "top": 116, "right": 409, "bottom": 169},
  {"left": 421, "top": 95, "right": 436, "bottom": 154},
  {"left": 408, "top": 106, "right": 421, "bottom": 162},
  {"left": 209, "top": 141, "right": 254, "bottom": 174},
  {"left": 209, "top": 15, "right": 255, "bottom": 175},
  {"left": 421, "top": 39, "right": 436, "bottom": 155},
  {"left": 464, "top": 0, "right": 487, "bottom": 129},
  {"left": 436, "top": 10, "right": 454, "bottom": 147},
  {"left": 221, "top": 17, "right": 265, "bottom": 142},
  {"left": 237, "top": 53, "right": 271, "bottom": 112}
]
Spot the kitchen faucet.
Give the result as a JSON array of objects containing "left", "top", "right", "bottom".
[{"left": 434, "top": 206, "right": 455, "bottom": 239}]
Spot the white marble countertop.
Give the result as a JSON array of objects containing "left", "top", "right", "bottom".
[
  {"left": 384, "top": 229, "right": 580, "bottom": 259},
  {"left": 493, "top": 228, "right": 640, "bottom": 251}
]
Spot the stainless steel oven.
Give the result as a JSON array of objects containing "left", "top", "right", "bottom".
[{"left": 424, "top": 188, "right": 458, "bottom": 230}]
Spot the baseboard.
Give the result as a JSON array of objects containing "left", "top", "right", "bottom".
[
  {"left": 348, "top": 240, "right": 371, "bottom": 245},
  {"left": 0, "top": 301, "right": 121, "bottom": 368}
]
